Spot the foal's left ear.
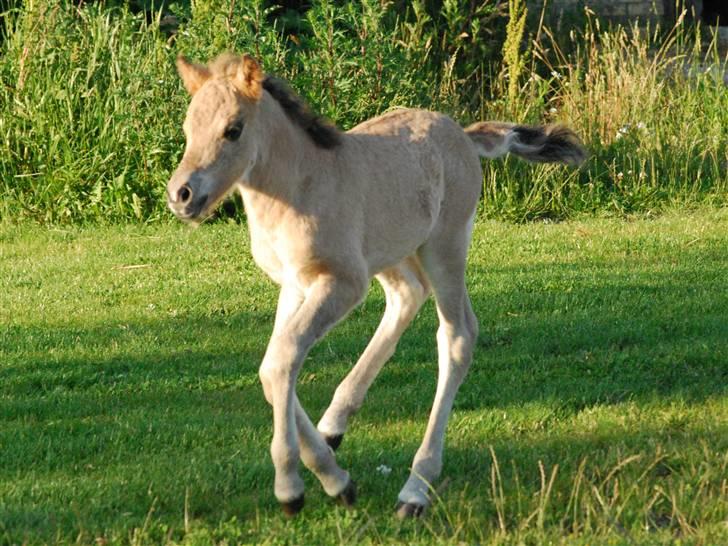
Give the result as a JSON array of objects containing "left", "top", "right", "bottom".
[{"left": 233, "top": 55, "right": 264, "bottom": 102}]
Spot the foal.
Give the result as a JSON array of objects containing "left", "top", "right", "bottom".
[{"left": 167, "top": 53, "right": 586, "bottom": 518}]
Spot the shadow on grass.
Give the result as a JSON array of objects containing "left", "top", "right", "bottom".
[
  {"left": 1, "top": 257, "right": 727, "bottom": 540},
  {"left": 4, "top": 263, "right": 726, "bottom": 422}
]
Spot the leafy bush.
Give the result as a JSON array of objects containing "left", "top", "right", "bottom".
[
  {"left": 0, "top": 0, "right": 725, "bottom": 223},
  {"left": 0, "top": 2, "right": 184, "bottom": 222}
]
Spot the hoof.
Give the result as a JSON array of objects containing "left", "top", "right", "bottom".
[
  {"left": 280, "top": 494, "right": 304, "bottom": 518},
  {"left": 325, "top": 433, "right": 344, "bottom": 452},
  {"left": 336, "top": 479, "right": 357, "bottom": 508},
  {"left": 396, "top": 501, "right": 426, "bottom": 520}
]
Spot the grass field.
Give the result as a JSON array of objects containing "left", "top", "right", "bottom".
[{"left": 1, "top": 209, "right": 727, "bottom": 544}]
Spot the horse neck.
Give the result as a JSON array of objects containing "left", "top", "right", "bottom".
[{"left": 243, "top": 93, "right": 327, "bottom": 203}]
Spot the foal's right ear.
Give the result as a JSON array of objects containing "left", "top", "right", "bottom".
[{"left": 176, "top": 56, "right": 211, "bottom": 96}]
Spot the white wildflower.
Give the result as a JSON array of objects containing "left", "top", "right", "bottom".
[
  {"left": 376, "top": 464, "right": 392, "bottom": 476},
  {"left": 550, "top": 70, "right": 562, "bottom": 79},
  {"left": 616, "top": 125, "right": 631, "bottom": 140}
]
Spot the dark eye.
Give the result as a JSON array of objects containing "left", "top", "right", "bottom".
[{"left": 223, "top": 122, "right": 243, "bottom": 141}]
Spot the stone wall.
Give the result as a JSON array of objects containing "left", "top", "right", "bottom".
[{"left": 529, "top": 0, "right": 679, "bottom": 21}]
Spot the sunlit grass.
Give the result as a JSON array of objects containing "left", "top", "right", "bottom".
[{"left": 1, "top": 210, "right": 727, "bottom": 544}]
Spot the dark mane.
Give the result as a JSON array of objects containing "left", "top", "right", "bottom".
[{"left": 262, "top": 76, "right": 342, "bottom": 149}]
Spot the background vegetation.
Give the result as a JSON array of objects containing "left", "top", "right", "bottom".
[{"left": 0, "top": 0, "right": 726, "bottom": 223}]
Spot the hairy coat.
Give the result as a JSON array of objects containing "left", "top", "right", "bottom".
[{"left": 167, "top": 53, "right": 586, "bottom": 518}]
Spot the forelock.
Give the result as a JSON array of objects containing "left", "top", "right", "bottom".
[{"left": 208, "top": 53, "right": 243, "bottom": 80}]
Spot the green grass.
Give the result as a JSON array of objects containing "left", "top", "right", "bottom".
[{"left": 2, "top": 210, "right": 727, "bottom": 544}]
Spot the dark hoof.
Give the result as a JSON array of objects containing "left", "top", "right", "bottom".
[
  {"left": 396, "top": 501, "right": 426, "bottom": 520},
  {"left": 280, "top": 494, "right": 304, "bottom": 518},
  {"left": 325, "top": 433, "right": 344, "bottom": 452},
  {"left": 336, "top": 479, "right": 357, "bottom": 508}
]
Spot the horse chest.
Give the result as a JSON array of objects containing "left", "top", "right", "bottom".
[
  {"left": 249, "top": 232, "right": 284, "bottom": 284},
  {"left": 241, "top": 190, "right": 293, "bottom": 284},
  {"left": 247, "top": 218, "right": 323, "bottom": 287}
]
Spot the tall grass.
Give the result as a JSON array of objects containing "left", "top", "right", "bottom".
[
  {"left": 0, "top": 1, "right": 184, "bottom": 223},
  {"left": 482, "top": 8, "right": 728, "bottom": 220},
  {"left": 0, "top": 0, "right": 726, "bottom": 223}
]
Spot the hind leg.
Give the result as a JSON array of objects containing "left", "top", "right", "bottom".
[
  {"left": 396, "top": 217, "right": 479, "bottom": 518},
  {"left": 318, "top": 256, "right": 430, "bottom": 448}
]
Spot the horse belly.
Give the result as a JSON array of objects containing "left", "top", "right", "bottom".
[{"left": 362, "top": 156, "right": 444, "bottom": 274}]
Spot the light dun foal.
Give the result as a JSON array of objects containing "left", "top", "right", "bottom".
[{"left": 167, "top": 53, "right": 586, "bottom": 518}]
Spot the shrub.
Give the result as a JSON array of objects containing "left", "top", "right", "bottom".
[{"left": 0, "top": 0, "right": 725, "bottom": 223}]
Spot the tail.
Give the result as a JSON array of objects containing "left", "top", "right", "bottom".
[{"left": 465, "top": 121, "right": 587, "bottom": 166}]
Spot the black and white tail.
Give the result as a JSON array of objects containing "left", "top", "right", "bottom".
[{"left": 465, "top": 121, "right": 587, "bottom": 166}]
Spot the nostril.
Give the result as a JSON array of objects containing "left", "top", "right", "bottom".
[{"left": 178, "top": 185, "right": 192, "bottom": 204}]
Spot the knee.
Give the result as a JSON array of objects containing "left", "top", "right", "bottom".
[
  {"left": 259, "top": 354, "right": 299, "bottom": 406},
  {"left": 259, "top": 357, "right": 298, "bottom": 391},
  {"left": 258, "top": 369, "right": 274, "bottom": 405},
  {"left": 437, "top": 323, "right": 476, "bottom": 368},
  {"left": 466, "top": 308, "right": 479, "bottom": 343},
  {"left": 453, "top": 333, "right": 475, "bottom": 371}
]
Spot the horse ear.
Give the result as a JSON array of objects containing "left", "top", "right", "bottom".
[
  {"left": 234, "top": 55, "right": 264, "bottom": 102},
  {"left": 176, "top": 56, "right": 211, "bottom": 96}
]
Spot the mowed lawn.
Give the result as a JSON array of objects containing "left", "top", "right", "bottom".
[{"left": 1, "top": 210, "right": 727, "bottom": 545}]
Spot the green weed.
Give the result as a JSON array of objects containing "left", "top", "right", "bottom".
[{"left": 1, "top": 1, "right": 726, "bottom": 223}]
